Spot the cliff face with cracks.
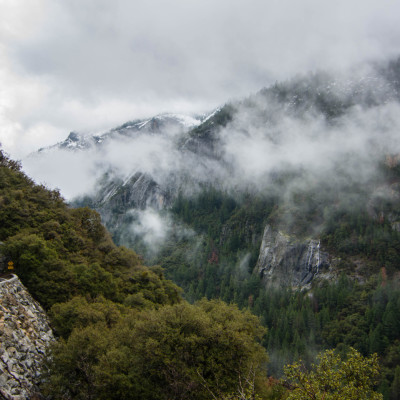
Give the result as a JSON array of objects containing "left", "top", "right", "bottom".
[
  {"left": 255, "top": 225, "right": 339, "bottom": 288},
  {"left": 0, "top": 275, "right": 54, "bottom": 400}
]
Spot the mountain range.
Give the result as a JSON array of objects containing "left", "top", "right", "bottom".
[
  {"left": 16, "top": 56, "right": 400, "bottom": 391},
  {"left": 24, "top": 57, "right": 400, "bottom": 283}
]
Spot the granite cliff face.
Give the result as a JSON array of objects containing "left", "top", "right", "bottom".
[
  {"left": 255, "top": 225, "right": 338, "bottom": 287},
  {"left": 79, "top": 171, "right": 172, "bottom": 247},
  {"left": 100, "top": 172, "right": 169, "bottom": 211},
  {"left": 0, "top": 275, "right": 54, "bottom": 400}
]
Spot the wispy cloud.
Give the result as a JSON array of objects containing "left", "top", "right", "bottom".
[{"left": 21, "top": 62, "right": 400, "bottom": 199}]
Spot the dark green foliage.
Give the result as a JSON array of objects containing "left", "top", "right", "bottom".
[
  {"left": 49, "top": 295, "right": 129, "bottom": 339},
  {"left": 154, "top": 156, "right": 400, "bottom": 320},
  {"left": 0, "top": 150, "right": 270, "bottom": 399},
  {"left": 43, "top": 300, "right": 268, "bottom": 400},
  {"left": 284, "top": 347, "right": 382, "bottom": 399},
  {"left": 0, "top": 150, "right": 181, "bottom": 310},
  {"left": 391, "top": 366, "right": 400, "bottom": 400},
  {"left": 143, "top": 179, "right": 400, "bottom": 395},
  {"left": 247, "top": 276, "right": 400, "bottom": 397},
  {"left": 164, "top": 189, "right": 275, "bottom": 300}
]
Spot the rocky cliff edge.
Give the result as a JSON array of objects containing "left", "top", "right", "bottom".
[{"left": 0, "top": 275, "right": 54, "bottom": 400}]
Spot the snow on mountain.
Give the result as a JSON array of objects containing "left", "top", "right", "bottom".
[{"left": 35, "top": 113, "right": 206, "bottom": 155}]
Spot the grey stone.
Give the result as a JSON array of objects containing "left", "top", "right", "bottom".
[
  {"left": 0, "top": 371, "right": 7, "bottom": 385},
  {"left": 255, "top": 224, "right": 337, "bottom": 288},
  {"left": 0, "top": 275, "right": 55, "bottom": 399},
  {"left": 1, "top": 352, "right": 9, "bottom": 363},
  {"left": 8, "top": 379, "right": 18, "bottom": 388}
]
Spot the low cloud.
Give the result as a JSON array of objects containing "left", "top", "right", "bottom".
[
  {"left": 223, "top": 102, "right": 400, "bottom": 191},
  {"left": 128, "top": 208, "right": 195, "bottom": 257},
  {"left": 22, "top": 149, "right": 103, "bottom": 199},
  {"left": 22, "top": 63, "right": 400, "bottom": 206},
  {"left": 130, "top": 209, "right": 170, "bottom": 254}
]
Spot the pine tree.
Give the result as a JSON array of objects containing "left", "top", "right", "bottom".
[{"left": 391, "top": 366, "right": 400, "bottom": 400}]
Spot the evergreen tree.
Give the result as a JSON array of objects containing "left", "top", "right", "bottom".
[{"left": 391, "top": 366, "right": 400, "bottom": 400}]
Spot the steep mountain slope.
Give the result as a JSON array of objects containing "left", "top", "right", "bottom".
[
  {"left": 0, "top": 151, "right": 271, "bottom": 400},
  {"left": 63, "top": 58, "right": 400, "bottom": 289},
  {"left": 0, "top": 151, "right": 181, "bottom": 310}
]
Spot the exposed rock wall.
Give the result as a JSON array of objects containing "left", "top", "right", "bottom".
[
  {"left": 255, "top": 225, "right": 337, "bottom": 288},
  {"left": 0, "top": 275, "right": 54, "bottom": 400}
]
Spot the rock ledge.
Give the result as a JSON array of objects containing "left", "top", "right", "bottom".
[{"left": 0, "top": 275, "right": 54, "bottom": 400}]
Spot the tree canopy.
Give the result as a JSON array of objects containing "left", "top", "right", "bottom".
[
  {"left": 43, "top": 300, "right": 268, "bottom": 400},
  {"left": 284, "top": 347, "right": 382, "bottom": 400}
]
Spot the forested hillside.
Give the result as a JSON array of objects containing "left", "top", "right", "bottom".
[
  {"left": 68, "top": 60, "right": 400, "bottom": 399},
  {"left": 0, "top": 151, "right": 181, "bottom": 310},
  {"left": 1, "top": 149, "right": 389, "bottom": 399},
  {"left": 149, "top": 175, "right": 400, "bottom": 396},
  {"left": 0, "top": 150, "right": 271, "bottom": 399}
]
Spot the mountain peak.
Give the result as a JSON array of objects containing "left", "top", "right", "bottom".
[
  {"left": 34, "top": 113, "right": 207, "bottom": 156},
  {"left": 66, "top": 131, "right": 81, "bottom": 142}
]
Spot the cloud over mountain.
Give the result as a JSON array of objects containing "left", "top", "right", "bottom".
[{"left": 2, "top": 0, "right": 400, "bottom": 158}]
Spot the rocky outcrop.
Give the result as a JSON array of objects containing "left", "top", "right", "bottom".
[
  {"left": 0, "top": 275, "right": 54, "bottom": 400},
  {"left": 93, "top": 171, "right": 171, "bottom": 212},
  {"left": 95, "top": 171, "right": 171, "bottom": 235},
  {"left": 119, "top": 172, "right": 169, "bottom": 210},
  {"left": 255, "top": 225, "right": 337, "bottom": 288}
]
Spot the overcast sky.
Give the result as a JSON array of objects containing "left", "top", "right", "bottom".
[{"left": 1, "top": 0, "right": 400, "bottom": 158}]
